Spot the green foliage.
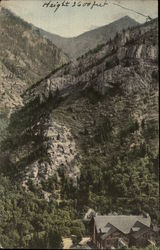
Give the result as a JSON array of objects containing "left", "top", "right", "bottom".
[
  {"left": 142, "top": 122, "right": 158, "bottom": 140},
  {"left": 71, "top": 229, "right": 82, "bottom": 244},
  {"left": 47, "top": 230, "right": 63, "bottom": 249},
  {"left": 41, "top": 175, "right": 57, "bottom": 193},
  {"left": 144, "top": 246, "right": 159, "bottom": 250},
  {"left": 1, "top": 89, "right": 158, "bottom": 248},
  {"left": 29, "top": 230, "right": 63, "bottom": 249},
  {"left": 70, "top": 220, "right": 85, "bottom": 244},
  {"left": 94, "top": 117, "right": 112, "bottom": 143},
  {"left": 119, "top": 120, "right": 139, "bottom": 140},
  {"left": 0, "top": 175, "right": 73, "bottom": 249},
  {"left": 0, "top": 110, "right": 9, "bottom": 143},
  {"left": 86, "top": 43, "right": 105, "bottom": 55}
]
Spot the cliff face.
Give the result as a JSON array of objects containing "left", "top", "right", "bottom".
[
  {"left": 0, "top": 61, "right": 27, "bottom": 142},
  {"left": 1, "top": 19, "right": 158, "bottom": 211},
  {"left": 26, "top": 19, "right": 158, "bottom": 102}
]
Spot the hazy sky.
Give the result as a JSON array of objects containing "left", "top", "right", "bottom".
[{"left": 1, "top": 0, "right": 158, "bottom": 37}]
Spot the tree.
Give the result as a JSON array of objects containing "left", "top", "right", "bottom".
[
  {"left": 47, "top": 230, "right": 63, "bottom": 249},
  {"left": 71, "top": 227, "right": 82, "bottom": 245},
  {"left": 70, "top": 220, "right": 85, "bottom": 245},
  {"left": 29, "top": 232, "right": 46, "bottom": 249}
]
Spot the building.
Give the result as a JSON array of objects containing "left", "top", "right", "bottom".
[{"left": 91, "top": 214, "right": 157, "bottom": 249}]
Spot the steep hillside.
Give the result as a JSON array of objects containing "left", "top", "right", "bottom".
[
  {"left": 38, "top": 16, "right": 139, "bottom": 59},
  {"left": 0, "top": 7, "right": 69, "bottom": 141},
  {"left": 0, "top": 18, "right": 159, "bottom": 248},
  {"left": 0, "top": 61, "right": 27, "bottom": 142},
  {"left": 0, "top": 7, "right": 68, "bottom": 85}
]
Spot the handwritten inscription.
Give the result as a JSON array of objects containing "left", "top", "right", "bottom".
[{"left": 42, "top": 0, "right": 109, "bottom": 12}]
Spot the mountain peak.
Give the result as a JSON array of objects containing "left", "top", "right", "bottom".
[
  {"left": 120, "top": 15, "right": 136, "bottom": 20},
  {"left": 118, "top": 15, "right": 139, "bottom": 24}
]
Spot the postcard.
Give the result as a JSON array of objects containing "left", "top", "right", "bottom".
[{"left": 0, "top": 0, "right": 159, "bottom": 249}]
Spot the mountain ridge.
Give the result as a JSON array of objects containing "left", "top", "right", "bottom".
[
  {"left": 37, "top": 15, "right": 138, "bottom": 39},
  {"left": 76, "top": 16, "right": 139, "bottom": 38},
  {"left": 37, "top": 15, "right": 139, "bottom": 59}
]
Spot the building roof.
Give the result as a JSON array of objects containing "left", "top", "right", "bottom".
[
  {"left": 100, "top": 224, "right": 117, "bottom": 239},
  {"left": 94, "top": 214, "right": 151, "bottom": 235},
  {"left": 131, "top": 220, "right": 156, "bottom": 239},
  {"left": 132, "top": 226, "right": 149, "bottom": 239}
]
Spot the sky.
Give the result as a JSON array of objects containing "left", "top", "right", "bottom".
[{"left": 1, "top": 0, "right": 158, "bottom": 37}]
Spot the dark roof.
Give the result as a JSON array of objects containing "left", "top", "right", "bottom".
[
  {"left": 100, "top": 224, "right": 117, "bottom": 239},
  {"left": 132, "top": 227, "right": 149, "bottom": 239},
  {"left": 132, "top": 221, "right": 156, "bottom": 239},
  {"left": 94, "top": 215, "right": 151, "bottom": 235}
]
